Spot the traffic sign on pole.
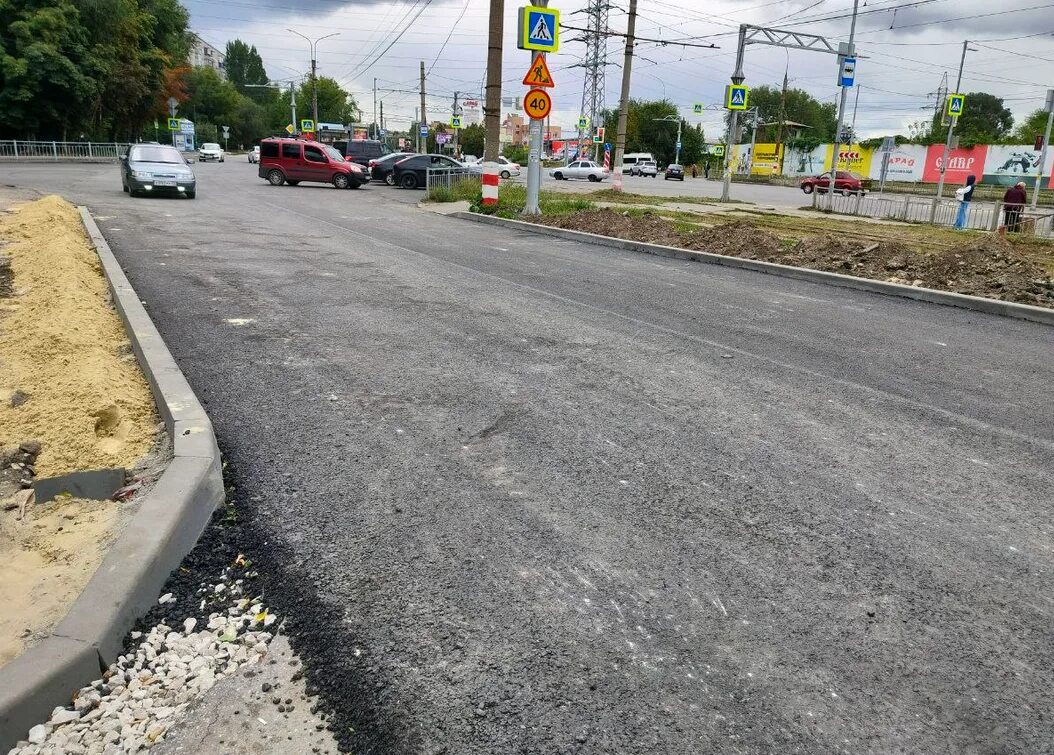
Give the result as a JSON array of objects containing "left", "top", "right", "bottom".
[
  {"left": 523, "top": 89, "right": 553, "bottom": 120},
  {"left": 449, "top": 116, "right": 463, "bottom": 129},
  {"left": 167, "top": 117, "right": 180, "bottom": 131},
  {"left": 946, "top": 94, "right": 965, "bottom": 118},
  {"left": 725, "top": 85, "right": 749, "bottom": 110},
  {"left": 518, "top": 5, "right": 560, "bottom": 53},
  {"left": 712, "top": 144, "right": 725, "bottom": 157},
  {"left": 523, "top": 54, "right": 555, "bottom": 87},
  {"left": 420, "top": 125, "right": 429, "bottom": 137},
  {"left": 840, "top": 56, "right": 856, "bottom": 87},
  {"left": 692, "top": 103, "right": 704, "bottom": 114},
  {"left": 577, "top": 116, "right": 589, "bottom": 130},
  {"left": 300, "top": 119, "right": 315, "bottom": 132},
  {"left": 285, "top": 124, "right": 295, "bottom": 135}
]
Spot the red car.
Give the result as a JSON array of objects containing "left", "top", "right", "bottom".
[
  {"left": 258, "top": 137, "right": 365, "bottom": 189},
  {"left": 800, "top": 170, "right": 869, "bottom": 196}
]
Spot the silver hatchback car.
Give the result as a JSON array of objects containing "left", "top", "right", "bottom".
[{"left": 121, "top": 143, "right": 196, "bottom": 199}]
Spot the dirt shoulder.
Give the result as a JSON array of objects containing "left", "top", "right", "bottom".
[
  {"left": 530, "top": 207, "right": 1054, "bottom": 308},
  {"left": 0, "top": 194, "right": 163, "bottom": 666}
]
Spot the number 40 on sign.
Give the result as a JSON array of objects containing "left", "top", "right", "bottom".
[{"left": 524, "top": 89, "right": 553, "bottom": 120}]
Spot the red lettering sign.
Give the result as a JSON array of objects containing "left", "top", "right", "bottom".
[{"left": 923, "top": 145, "right": 988, "bottom": 183}]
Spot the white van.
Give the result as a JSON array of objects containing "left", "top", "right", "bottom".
[{"left": 621, "top": 152, "right": 654, "bottom": 174}]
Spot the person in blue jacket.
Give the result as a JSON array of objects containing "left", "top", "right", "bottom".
[{"left": 954, "top": 174, "right": 976, "bottom": 229}]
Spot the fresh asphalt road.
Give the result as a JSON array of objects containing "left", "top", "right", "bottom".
[{"left": 5, "top": 161, "right": 1054, "bottom": 754}]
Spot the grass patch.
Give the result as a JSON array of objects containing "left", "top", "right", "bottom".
[
  {"left": 472, "top": 183, "right": 595, "bottom": 217},
  {"left": 427, "top": 177, "right": 482, "bottom": 203}
]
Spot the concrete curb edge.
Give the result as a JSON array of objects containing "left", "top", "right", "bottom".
[
  {"left": 0, "top": 207, "right": 224, "bottom": 751},
  {"left": 452, "top": 211, "right": 1054, "bottom": 327}
]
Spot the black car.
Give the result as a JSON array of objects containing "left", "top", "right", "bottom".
[
  {"left": 333, "top": 139, "right": 391, "bottom": 168},
  {"left": 369, "top": 152, "right": 415, "bottom": 185},
  {"left": 664, "top": 163, "right": 685, "bottom": 181},
  {"left": 391, "top": 153, "right": 471, "bottom": 189}
]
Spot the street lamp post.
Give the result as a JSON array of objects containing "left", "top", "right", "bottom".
[
  {"left": 288, "top": 29, "right": 340, "bottom": 129},
  {"left": 653, "top": 115, "right": 683, "bottom": 165}
]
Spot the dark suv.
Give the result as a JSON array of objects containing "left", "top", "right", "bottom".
[{"left": 333, "top": 139, "right": 391, "bottom": 168}]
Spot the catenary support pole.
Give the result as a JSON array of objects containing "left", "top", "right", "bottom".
[
  {"left": 611, "top": 0, "right": 638, "bottom": 193},
  {"left": 828, "top": 0, "right": 859, "bottom": 210},
  {"left": 1032, "top": 89, "right": 1054, "bottom": 209}
]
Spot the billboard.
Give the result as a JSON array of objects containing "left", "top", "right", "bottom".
[
  {"left": 782, "top": 145, "right": 828, "bottom": 176},
  {"left": 825, "top": 144, "right": 874, "bottom": 176},
  {"left": 922, "top": 144, "right": 987, "bottom": 184},
  {"left": 748, "top": 143, "right": 783, "bottom": 175},
  {"left": 982, "top": 145, "right": 1054, "bottom": 188},
  {"left": 869, "top": 144, "right": 927, "bottom": 182}
]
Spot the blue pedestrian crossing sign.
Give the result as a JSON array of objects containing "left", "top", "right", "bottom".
[
  {"left": 692, "top": 103, "right": 704, "bottom": 114},
  {"left": 946, "top": 93, "right": 965, "bottom": 118},
  {"left": 519, "top": 5, "right": 560, "bottom": 53},
  {"left": 577, "top": 116, "right": 589, "bottom": 130},
  {"left": 725, "top": 84, "right": 749, "bottom": 111}
]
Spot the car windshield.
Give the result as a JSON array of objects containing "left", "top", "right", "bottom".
[
  {"left": 321, "top": 145, "right": 344, "bottom": 161},
  {"left": 130, "top": 146, "right": 183, "bottom": 163},
  {"left": 202, "top": 143, "right": 220, "bottom": 150}
]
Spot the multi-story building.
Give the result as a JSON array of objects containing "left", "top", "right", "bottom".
[
  {"left": 502, "top": 114, "right": 529, "bottom": 146},
  {"left": 189, "top": 34, "right": 226, "bottom": 78}
]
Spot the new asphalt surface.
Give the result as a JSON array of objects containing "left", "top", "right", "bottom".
[{"left": 5, "top": 162, "right": 1053, "bottom": 754}]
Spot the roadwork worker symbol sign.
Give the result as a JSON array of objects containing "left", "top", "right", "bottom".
[
  {"left": 523, "top": 54, "right": 555, "bottom": 87},
  {"left": 519, "top": 5, "right": 560, "bottom": 53},
  {"left": 725, "top": 85, "right": 749, "bottom": 111}
]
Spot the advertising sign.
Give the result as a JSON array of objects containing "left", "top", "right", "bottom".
[
  {"left": 782, "top": 144, "right": 827, "bottom": 176},
  {"left": 868, "top": 144, "right": 927, "bottom": 182},
  {"left": 982, "top": 145, "right": 1054, "bottom": 188},
  {"left": 922, "top": 144, "right": 987, "bottom": 184},
  {"left": 826, "top": 144, "right": 873, "bottom": 176},
  {"left": 749, "top": 143, "right": 783, "bottom": 176}
]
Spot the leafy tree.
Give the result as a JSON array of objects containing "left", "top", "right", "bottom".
[
  {"left": 924, "top": 92, "right": 1013, "bottom": 147},
  {"left": 460, "top": 122, "right": 484, "bottom": 156},
  {"left": 725, "top": 84, "right": 837, "bottom": 143},
  {"left": 296, "top": 76, "right": 357, "bottom": 124},
  {"left": 1011, "top": 109, "right": 1052, "bottom": 144},
  {"left": 599, "top": 99, "right": 707, "bottom": 165},
  {"left": 225, "top": 39, "right": 267, "bottom": 91}
]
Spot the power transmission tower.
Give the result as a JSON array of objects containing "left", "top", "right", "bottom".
[{"left": 576, "top": 0, "right": 610, "bottom": 160}]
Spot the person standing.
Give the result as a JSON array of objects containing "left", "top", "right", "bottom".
[
  {"left": 1002, "top": 181, "right": 1027, "bottom": 232},
  {"left": 703, "top": 161, "right": 710, "bottom": 179},
  {"left": 953, "top": 175, "right": 976, "bottom": 230}
]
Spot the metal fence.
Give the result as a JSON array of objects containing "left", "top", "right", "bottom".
[
  {"left": 425, "top": 167, "right": 481, "bottom": 198},
  {"left": 0, "top": 140, "right": 129, "bottom": 161},
  {"left": 812, "top": 190, "right": 1054, "bottom": 237}
]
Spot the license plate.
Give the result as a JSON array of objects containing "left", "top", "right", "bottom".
[{"left": 154, "top": 180, "right": 176, "bottom": 186}]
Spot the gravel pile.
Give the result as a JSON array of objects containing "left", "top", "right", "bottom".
[{"left": 6, "top": 558, "right": 278, "bottom": 755}]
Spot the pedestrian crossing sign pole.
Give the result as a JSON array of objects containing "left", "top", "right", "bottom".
[
  {"left": 518, "top": 5, "right": 560, "bottom": 53},
  {"left": 725, "top": 85, "right": 749, "bottom": 111}
]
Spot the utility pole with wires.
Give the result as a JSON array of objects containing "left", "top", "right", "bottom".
[
  {"left": 484, "top": 0, "right": 504, "bottom": 162},
  {"left": 574, "top": 0, "right": 611, "bottom": 161},
  {"left": 380, "top": 101, "right": 385, "bottom": 146},
  {"left": 611, "top": 0, "right": 637, "bottom": 193},
  {"left": 420, "top": 61, "right": 427, "bottom": 152},
  {"left": 287, "top": 29, "right": 338, "bottom": 131},
  {"left": 827, "top": 0, "right": 859, "bottom": 211},
  {"left": 452, "top": 91, "right": 462, "bottom": 157},
  {"left": 373, "top": 78, "right": 378, "bottom": 140},
  {"left": 935, "top": 40, "right": 973, "bottom": 208}
]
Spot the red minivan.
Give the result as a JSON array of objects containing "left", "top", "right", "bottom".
[{"left": 258, "top": 138, "right": 365, "bottom": 189}]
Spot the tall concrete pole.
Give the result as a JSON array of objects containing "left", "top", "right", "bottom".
[
  {"left": 484, "top": 0, "right": 504, "bottom": 162},
  {"left": 936, "top": 41, "right": 970, "bottom": 203},
  {"left": 722, "top": 25, "right": 747, "bottom": 202},
  {"left": 524, "top": 1, "right": 549, "bottom": 214},
  {"left": 373, "top": 77, "right": 378, "bottom": 140},
  {"left": 420, "top": 62, "right": 427, "bottom": 152},
  {"left": 828, "top": 0, "right": 858, "bottom": 210},
  {"left": 611, "top": 0, "right": 638, "bottom": 193},
  {"left": 1032, "top": 89, "right": 1054, "bottom": 209}
]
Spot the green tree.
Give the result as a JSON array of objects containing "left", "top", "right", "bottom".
[
  {"left": 924, "top": 92, "right": 1013, "bottom": 146},
  {"left": 725, "top": 84, "right": 837, "bottom": 143},
  {"left": 296, "top": 76, "right": 357, "bottom": 124},
  {"left": 224, "top": 39, "right": 267, "bottom": 91},
  {"left": 1011, "top": 108, "right": 1051, "bottom": 144},
  {"left": 460, "top": 122, "right": 484, "bottom": 156},
  {"left": 601, "top": 99, "right": 706, "bottom": 165}
]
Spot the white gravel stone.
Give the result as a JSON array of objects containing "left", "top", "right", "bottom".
[{"left": 27, "top": 726, "right": 47, "bottom": 745}]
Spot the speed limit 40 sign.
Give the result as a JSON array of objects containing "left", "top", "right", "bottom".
[{"left": 523, "top": 89, "right": 553, "bottom": 120}]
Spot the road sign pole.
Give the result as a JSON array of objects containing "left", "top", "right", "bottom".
[
  {"left": 721, "top": 25, "right": 748, "bottom": 202},
  {"left": 1031, "top": 89, "right": 1054, "bottom": 209},
  {"left": 827, "top": 0, "right": 858, "bottom": 211},
  {"left": 524, "top": 1, "right": 548, "bottom": 215},
  {"left": 936, "top": 40, "right": 970, "bottom": 213}
]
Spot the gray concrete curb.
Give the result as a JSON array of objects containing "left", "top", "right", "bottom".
[
  {"left": 0, "top": 208, "right": 224, "bottom": 751},
  {"left": 453, "top": 211, "right": 1054, "bottom": 327}
]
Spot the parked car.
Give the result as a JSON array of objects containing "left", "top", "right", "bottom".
[
  {"left": 475, "top": 156, "right": 521, "bottom": 179},
  {"left": 333, "top": 139, "right": 391, "bottom": 168},
  {"left": 121, "top": 143, "right": 196, "bottom": 198},
  {"left": 198, "top": 142, "right": 224, "bottom": 162},
  {"left": 664, "top": 164, "right": 685, "bottom": 181},
  {"left": 248, "top": 145, "right": 260, "bottom": 163},
  {"left": 550, "top": 160, "right": 608, "bottom": 182},
  {"left": 621, "top": 152, "right": 654, "bottom": 174},
  {"left": 369, "top": 152, "right": 415, "bottom": 185},
  {"left": 391, "top": 153, "right": 469, "bottom": 189},
  {"left": 631, "top": 159, "right": 658, "bottom": 177},
  {"left": 258, "top": 138, "right": 365, "bottom": 189},
  {"left": 800, "top": 170, "right": 870, "bottom": 195}
]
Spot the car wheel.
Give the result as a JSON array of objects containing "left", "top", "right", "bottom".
[
  {"left": 385, "top": 173, "right": 395, "bottom": 186},
  {"left": 401, "top": 173, "right": 418, "bottom": 189},
  {"left": 588, "top": 174, "right": 599, "bottom": 182},
  {"left": 553, "top": 172, "right": 563, "bottom": 180},
  {"left": 267, "top": 169, "right": 285, "bottom": 186},
  {"left": 333, "top": 173, "right": 350, "bottom": 190},
  {"left": 500, "top": 170, "right": 511, "bottom": 179},
  {"left": 186, "top": 190, "right": 196, "bottom": 199},
  {"left": 801, "top": 184, "right": 814, "bottom": 194},
  {"left": 350, "top": 180, "right": 362, "bottom": 190}
]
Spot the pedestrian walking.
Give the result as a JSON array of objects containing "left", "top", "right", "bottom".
[
  {"left": 953, "top": 175, "right": 976, "bottom": 230},
  {"left": 692, "top": 165, "right": 698, "bottom": 179},
  {"left": 1002, "top": 181, "right": 1027, "bottom": 232},
  {"left": 703, "top": 161, "right": 710, "bottom": 179}
]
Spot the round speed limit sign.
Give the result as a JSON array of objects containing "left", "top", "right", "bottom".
[{"left": 524, "top": 89, "right": 553, "bottom": 120}]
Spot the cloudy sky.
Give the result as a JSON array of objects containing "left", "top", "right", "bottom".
[{"left": 183, "top": 0, "right": 1054, "bottom": 139}]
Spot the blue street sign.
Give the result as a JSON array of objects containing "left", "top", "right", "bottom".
[
  {"left": 946, "top": 93, "right": 965, "bottom": 118},
  {"left": 519, "top": 5, "right": 560, "bottom": 53},
  {"left": 676, "top": 141, "right": 682, "bottom": 150},
  {"left": 604, "top": 143, "right": 611, "bottom": 152},
  {"left": 840, "top": 56, "right": 857, "bottom": 87},
  {"left": 420, "top": 125, "right": 429, "bottom": 137},
  {"left": 726, "top": 85, "right": 749, "bottom": 111}
]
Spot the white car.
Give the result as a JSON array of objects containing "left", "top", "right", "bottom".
[
  {"left": 475, "top": 156, "right": 521, "bottom": 179},
  {"left": 550, "top": 160, "right": 608, "bottom": 182},
  {"left": 198, "top": 143, "right": 224, "bottom": 162},
  {"left": 631, "top": 160, "right": 658, "bottom": 177},
  {"left": 248, "top": 145, "right": 260, "bottom": 163}
]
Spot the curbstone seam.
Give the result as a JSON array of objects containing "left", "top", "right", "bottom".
[
  {"left": 0, "top": 208, "right": 224, "bottom": 751},
  {"left": 452, "top": 211, "right": 1054, "bottom": 327}
]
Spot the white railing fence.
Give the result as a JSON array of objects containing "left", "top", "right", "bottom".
[{"left": 0, "top": 140, "right": 130, "bottom": 161}]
